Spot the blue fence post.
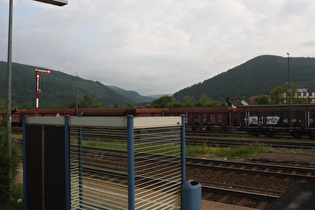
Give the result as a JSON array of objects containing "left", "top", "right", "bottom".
[
  {"left": 22, "top": 116, "right": 27, "bottom": 210},
  {"left": 64, "top": 115, "right": 70, "bottom": 210},
  {"left": 78, "top": 127, "right": 83, "bottom": 207},
  {"left": 181, "top": 115, "right": 186, "bottom": 184},
  {"left": 127, "top": 115, "right": 135, "bottom": 210}
]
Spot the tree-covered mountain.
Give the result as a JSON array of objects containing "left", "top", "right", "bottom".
[
  {"left": 108, "top": 86, "right": 154, "bottom": 104},
  {"left": 0, "top": 61, "right": 139, "bottom": 107},
  {"left": 3, "top": 55, "right": 315, "bottom": 108},
  {"left": 173, "top": 55, "right": 315, "bottom": 101}
]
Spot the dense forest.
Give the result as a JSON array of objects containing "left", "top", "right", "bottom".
[
  {"left": 0, "top": 62, "right": 151, "bottom": 108},
  {"left": 173, "top": 55, "right": 315, "bottom": 102},
  {"left": 1, "top": 55, "right": 315, "bottom": 108}
]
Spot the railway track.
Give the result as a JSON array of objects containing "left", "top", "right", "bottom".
[
  {"left": 202, "top": 185, "right": 278, "bottom": 209},
  {"left": 79, "top": 146, "right": 315, "bottom": 186},
  {"left": 83, "top": 163, "right": 279, "bottom": 209},
  {"left": 186, "top": 134, "right": 315, "bottom": 149},
  {"left": 186, "top": 157, "right": 315, "bottom": 181},
  {"left": 186, "top": 157, "right": 315, "bottom": 209},
  {"left": 77, "top": 146, "right": 315, "bottom": 209}
]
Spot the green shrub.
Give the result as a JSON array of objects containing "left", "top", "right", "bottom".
[{"left": 0, "top": 125, "right": 21, "bottom": 205}]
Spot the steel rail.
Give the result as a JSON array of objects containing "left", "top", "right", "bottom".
[
  {"left": 186, "top": 157, "right": 315, "bottom": 180},
  {"left": 202, "top": 185, "right": 279, "bottom": 202},
  {"left": 186, "top": 136, "right": 315, "bottom": 149},
  {"left": 76, "top": 146, "right": 315, "bottom": 180}
]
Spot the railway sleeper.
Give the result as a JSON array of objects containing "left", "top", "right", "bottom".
[
  {"left": 217, "top": 195, "right": 230, "bottom": 203},
  {"left": 256, "top": 201, "right": 270, "bottom": 210},
  {"left": 202, "top": 193, "right": 214, "bottom": 200},
  {"left": 236, "top": 198, "right": 250, "bottom": 206}
]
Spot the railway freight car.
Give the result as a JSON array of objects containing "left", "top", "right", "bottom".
[
  {"left": 135, "top": 108, "right": 169, "bottom": 116},
  {"left": 168, "top": 107, "right": 237, "bottom": 131},
  {"left": 77, "top": 108, "right": 136, "bottom": 116},
  {"left": 8, "top": 108, "right": 75, "bottom": 126},
  {"left": 237, "top": 104, "right": 315, "bottom": 138}
]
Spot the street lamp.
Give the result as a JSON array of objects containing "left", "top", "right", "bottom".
[
  {"left": 5, "top": 0, "right": 68, "bottom": 200},
  {"left": 34, "top": 0, "right": 68, "bottom": 6},
  {"left": 5, "top": 1, "right": 13, "bottom": 199}
]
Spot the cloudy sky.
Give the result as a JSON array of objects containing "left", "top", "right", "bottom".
[{"left": 1, "top": 0, "right": 315, "bottom": 96}]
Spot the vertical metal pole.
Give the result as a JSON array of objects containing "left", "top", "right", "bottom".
[
  {"left": 181, "top": 115, "right": 186, "bottom": 184},
  {"left": 127, "top": 115, "right": 135, "bottom": 210},
  {"left": 78, "top": 127, "right": 83, "bottom": 206},
  {"left": 287, "top": 53, "right": 292, "bottom": 127},
  {"left": 76, "top": 73, "right": 79, "bottom": 116},
  {"left": 287, "top": 53, "right": 291, "bottom": 104},
  {"left": 22, "top": 116, "right": 27, "bottom": 210},
  {"left": 41, "top": 125, "right": 45, "bottom": 210},
  {"left": 64, "top": 116, "right": 70, "bottom": 210},
  {"left": 6, "top": 0, "right": 13, "bottom": 197}
]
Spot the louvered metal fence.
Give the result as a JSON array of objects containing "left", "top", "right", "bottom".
[
  {"left": 69, "top": 116, "right": 184, "bottom": 209},
  {"left": 24, "top": 115, "right": 185, "bottom": 210}
]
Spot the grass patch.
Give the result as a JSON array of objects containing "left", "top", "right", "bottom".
[
  {"left": 82, "top": 141, "right": 180, "bottom": 155},
  {"left": 83, "top": 140, "right": 127, "bottom": 150},
  {"left": 186, "top": 143, "right": 271, "bottom": 158},
  {"left": 83, "top": 140, "right": 271, "bottom": 158}
]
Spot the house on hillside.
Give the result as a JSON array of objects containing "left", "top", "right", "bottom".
[
  {"left": 283, "top": 89, "right": 315, "bottom": 104},
  {"left": 227, "top": 96, "right": 260, "bottom": 108},
  {"left": 241, "top": 96, "right": 259, "bottom": 106},
  {"left": 227, "top": 100, "right": 243, "bottom": 108}
]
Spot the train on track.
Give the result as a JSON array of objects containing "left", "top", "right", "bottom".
[{"left": 2, "top": 104, "right": 315, "bottom": 138}]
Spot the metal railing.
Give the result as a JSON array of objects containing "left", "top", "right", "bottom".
[
  {"left": 23, "top": 115, "right": 184, "bottom": 210},
  {"left": 68, "top": 116, "right": 184, "bottom": 209}
]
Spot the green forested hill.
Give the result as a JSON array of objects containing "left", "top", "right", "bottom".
[
  {"left": 108, "top": 86, "right": 154, "bottom": 104},
  {"left": 2, "top": 55, "right": 315, "bottom": 108},
  {"left": 0, "top": 62, "right": 134, "bottom": 107},
  {"left": 173, "top": 55, "right": 315, "bottom": 101}
]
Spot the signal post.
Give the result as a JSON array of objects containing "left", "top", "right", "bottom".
[{"left": 35, "top": 69, "right": 51, "bottom": 116}]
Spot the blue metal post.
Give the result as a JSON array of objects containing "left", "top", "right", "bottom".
[
  {"left": 127, "top": 115, "right": 135, "bottom": 210},
  {"left": 64, "top": 116, "right": 70, "bottom": 210},
  {"left": 78, "top": 127, "right": 83, "bottom": 206},
  {"left": 181, "top": 115, "right": 186, "bottom": 184},
  {"left": 22, "top": 116, "right": 27, "bottom": 210}
]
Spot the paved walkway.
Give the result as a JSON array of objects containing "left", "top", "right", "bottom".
[{"left": 202, "top": 200, "right": 257, "bottom": 209}]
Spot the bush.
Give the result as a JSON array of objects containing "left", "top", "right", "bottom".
[{"left": 0, "top": 125, "right": 21, "bottom": 205}]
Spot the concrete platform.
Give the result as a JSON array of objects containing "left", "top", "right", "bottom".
[
  {"left": 202, "top": 200, "right": 257, "bottom": 210},
  {"left": 266, "top": 183, "right": 315, "bottom": 210}
]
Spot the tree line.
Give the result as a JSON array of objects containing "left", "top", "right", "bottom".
[
  {"left": 151, "top": 83, "right": 314, "bottom": 108},
  {"left": 1, "top": 83, "right": 313, "bottom": 111}
]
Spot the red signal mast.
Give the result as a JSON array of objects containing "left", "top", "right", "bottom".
[{"left": 35, "top": 68, "right": 51, "bottom": 116}]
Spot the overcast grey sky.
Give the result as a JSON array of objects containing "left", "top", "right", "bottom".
[{"left": 1, "top": 0, "right": 315, "bottom": 95}]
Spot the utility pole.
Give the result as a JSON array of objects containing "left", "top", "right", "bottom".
[
  {"left": 287, "top": 53, "right": 292, "bottom": 127},
  {"left": 76, "top": 73, "right": 79, "bottom": 116},
  {"left": 287, "top": 53, "right": 291, "bottom": 104}
]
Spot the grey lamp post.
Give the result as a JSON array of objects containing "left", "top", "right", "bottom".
[
  {"left": 5, "top": 0, "right": 68, "bottom": 200},
  {"left": 6, "top": 1, "right": 13, "bottom": 199}
]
